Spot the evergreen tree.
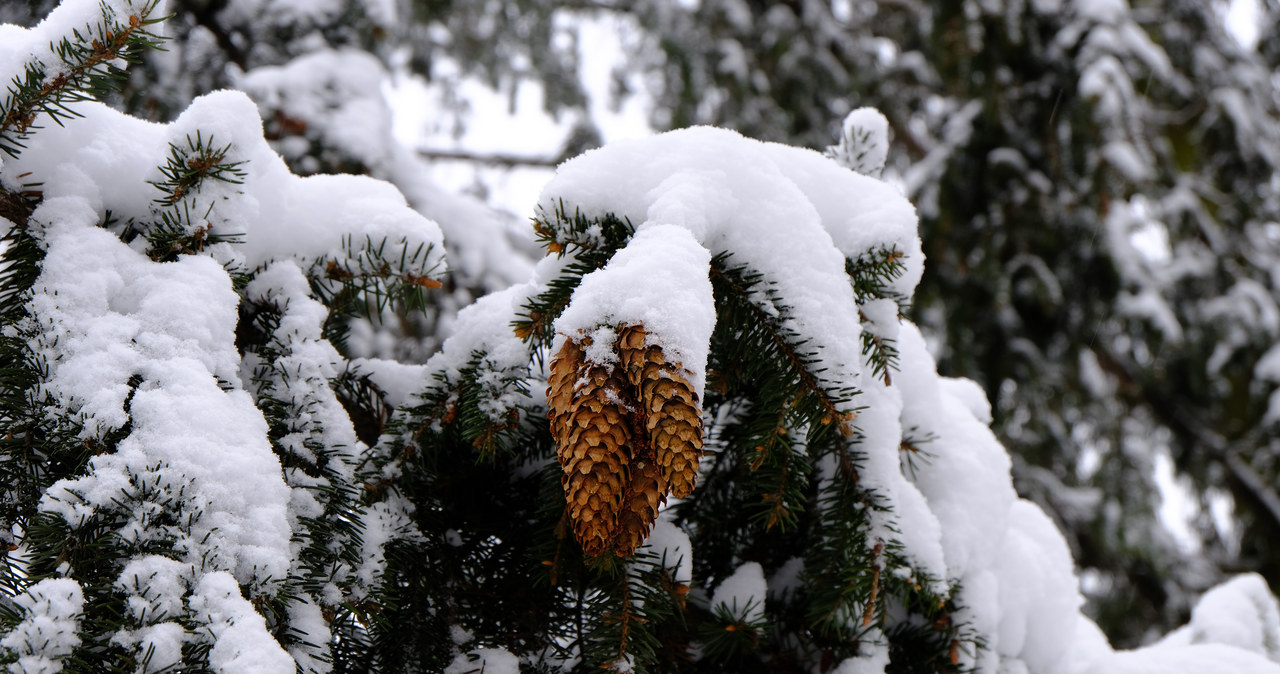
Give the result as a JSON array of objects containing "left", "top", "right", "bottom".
[{"left": 5, "top": 1, "right": 1280, "bottom": 673}]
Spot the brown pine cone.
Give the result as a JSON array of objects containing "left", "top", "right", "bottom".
[
  {"left": 547, "top": 337, "right": 585, "bottom": 455},
  {"left": 612, "top": 445, "right": 667, "bottom": 557},
  {"left": 554, "top": 339, "right": 634, "bottom": 557},
  {"left": 619, "top": 326, "right": 704, "bottom": 500}
]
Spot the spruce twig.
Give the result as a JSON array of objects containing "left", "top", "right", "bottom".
[{"left": 0, "top": 0, "right": 166, "bottom": 159}]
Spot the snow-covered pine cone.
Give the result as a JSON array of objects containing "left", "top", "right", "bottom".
[{"left": 550, "top": 326, "right": 703, "bottom": 557}]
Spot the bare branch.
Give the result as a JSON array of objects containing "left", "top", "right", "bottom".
[{"left": 416, "top": 147, "right": 560, "bottom": 169}]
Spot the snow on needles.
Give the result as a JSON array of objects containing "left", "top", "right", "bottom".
[
  {"left": 0, "top": 579, "right": 83, "bottom": 674},
  {"left": 537, "top": 125, "right": 940, "bottom": 577},
  {"left": 711, "top": 562, "right": 767, "bottom": 624},
  {"left": 0, "top": 0, "right": 167, "bottom": 108},
  {"left": 0, "top": 7, "right": 445, "bottom": 669}
]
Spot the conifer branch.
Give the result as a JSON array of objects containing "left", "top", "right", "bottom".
[
  {"left": 309, "top": 234, "right": 443, "bottom": 355},
  {"left": 514, "top": 203, "right": 634, "bottom": 346},
  {"left": 0, "top": 1, "right": 165, "bottom": 158},
  {"left": 709, "top": 256, "right": 858, "bottom": 438}
]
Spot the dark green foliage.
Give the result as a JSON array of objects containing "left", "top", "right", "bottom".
[
  {"left": 514, "top": 200, "right": 635, "bottom": 347},
  {"left": 369, "top": 208, "right": 968, "bottom": 672},
  {"left": 0, "top": 222, "right": 90, "bottom": 607},
  {"left": 349, "top": 402, "right": 555, "bottom": 672},
  {"left": 850, "top": 248, "right": 908, "bottom": 388},
  {"left": 310, "top": 235, "right": 443, "bottom": 354},
  {"left": 130, "top": 131, "right": 247, "bottom": 262}
]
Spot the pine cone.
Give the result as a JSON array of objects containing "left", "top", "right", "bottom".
[
  {"left": 619, "top": 325, "right": 704, "bottom": 499},
  {"left": 550, "top": 326, "right": 704, "bottom": 557},
  {"left": 552, "top": 339, "right": 633, "bottom": 557},
  {"left": 547, "top": 337, "right": 585, "bottom": 457},
  {"left": 612, "top": 449, "right": 666, "bottom": 557}
]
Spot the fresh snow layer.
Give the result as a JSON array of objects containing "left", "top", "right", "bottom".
[
  {"left": 31, "top": 217, "right": 293, "bottom": 588},
  {"left": 0, "top": 579, "right": 83, "bottom": 674},
  {"left": 826, "top": 107, "right": 891, "bottom": 179},
  {"left": 641, "top": 513, "right": 693, "bottom": 585},
  {"left": 0, "top": 11, "right": 447, "bottom": 669},
  {"left": 191, "top": 572, "right": 294, "bottom": 672},
  {"left": 445, "top": 647, "right": 521, "bottom": 674},
  {"left": 554, "top": 224, "right": 714, "bottom": 397},
  {"left": 9, "top": 92, "right": 446, "bottom": 277},
  {"left": 711, "top": 562, "right": 767, "bottom": 623}
]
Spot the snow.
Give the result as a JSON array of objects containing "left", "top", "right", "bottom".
[
  {"left": 114, "top": 556, "right": 190, "bottom": 669},
  {"left": 1099, "top": 644, "right": 1280, "bottom": 674},
  {"left": 641, "top": 514, "right": 693, "bottom": 584},
  {"left": 350, "top": 357, "right": 430, "bottom": 408},
  {"left": 1159, "top": 574, "right": 1280, "bottom": 659},
  {"left": 244, "top": 259, "right": 362, "bottom": 487},
  {"left": 995, "top": 501, "right": 1084, "bottom": 673},
  {"left": 421, "top": 283, "right": 538, "bottom": 423},
  {"left": 1102, "top": 140, "right": 1152, "bottom": 182},
  {"left": 826, "top": 107, "right": 890, "bottom": 179},
  {"left": 190, "top": 572, "right": 295, "bottom": 673},
  {"left": 28, "top": 217, "right": 293, "bottom": 590},
  {"left": 239, "top": 48, "right": 397, "bottom": 174},
  {"left": 0, "top": 578, "right": 83, "bottom": 674},
  {"left": 7, "top": 91, "right": 446, "bottom": 281},
  {"left": 859, "top": 298, "right": 900, "bottom": 340},
  {"left": 711, "top": 562, "right": 766, "bottom": 623},
  {"left": 554, "top": 224, "right": 714, "bottom": 397},
  {"left": 444, "top": 647, "right": 521, "bottom": 674},
  {"left": 832, "top": 642, "right": 890, "bottom": 674}
]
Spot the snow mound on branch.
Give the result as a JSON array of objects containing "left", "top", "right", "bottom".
[
  {"left": 711, "top": 562, "right": 766, "bottom": 623},
  {"left": 540, "top": 125, "right": 922, "bottom": 300},
  {"left": 30, "top": 216, "right": 292, "bottom": 588},
  {"left": 10, "top": 91, "right": 446, "bottom": 277},
  {"left": 538, "top": 124, "right": 941, "bottom": 585},
  {"left": 554, "top": 224, "right": 714, "bottom": 397},
  {"left": 239, "top": 47, "right": 395, "bottom": 174},
  {"left": 641, "top": 513, "right": 693, "bottom": 585},
  {"left": 1157, "top": 573, "right": 1280, "bottom": 660},
  {"left": 445, "top": 647, "right": 520, "bottom": 674},
  {"left": 191, "top": 572, "right": 294, "bottom": 672},
  {"left": 421, "top": 282, "right": 539, "bottom": 423},
  {"left": 826, "top": 107, "right": 891, "bottom": 178}
]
